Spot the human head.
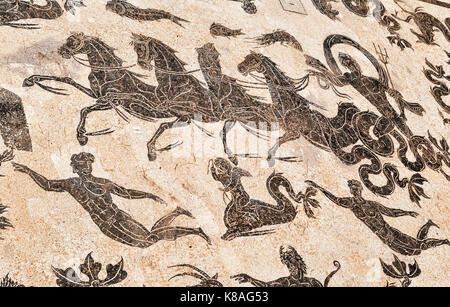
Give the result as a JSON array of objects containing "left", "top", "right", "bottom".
[
  {"left": 347, "top": 180, "right": 363, "bottom": 196},
  {"left": 279, "top": 246, "right": 306, "bottom": 280},
  {"left": 338, "top": 52, "right": 361, "bottom": 74},
  {"left": 70, "top": 152, "right": 95, "bottom": 176}
]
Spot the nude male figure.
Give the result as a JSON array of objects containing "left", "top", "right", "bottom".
[
  {"left": 13, "top": 152, "right": 210, "bottom": 247},
  {"left": 306, "top": 179, "right": 449, "bottom": 256}
]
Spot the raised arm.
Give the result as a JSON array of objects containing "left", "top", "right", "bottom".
[
  {"left": 372, "top": 201, "right": 418, "bottom": 218},
  {"left": 12, "top": 163, "right": 67, "bottom": 192},
  {"left": 305, "top": 181, "right": 352, "bottom": 208},
  {"left": 304, "top": 55, "right": 350, "bottom": 87},
  {"left": 231, "top": 274, "right": 269, "bottom": 287},
  {"left": 108, "top": 181, "right": 165, "bottom": 203}
]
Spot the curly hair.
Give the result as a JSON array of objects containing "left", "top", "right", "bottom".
[
  {"left": 280, "top": 246, "right": 307, "bottom": 275},
  {"left": 347, "top": 179, "right": 363, "bottom": 193},
  {"left": 70, "top": 152, "right": 95, "bottom": 167}
]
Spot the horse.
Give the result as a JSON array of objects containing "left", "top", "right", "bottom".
[
  {"left": 130, "top": 34, "right": 304, "bottom": 163},
  {"left": 195, "top": 42, "right": 290, "bottom": 164},
  {"left": 22, "top": 32, "right": 194, "bottom": 160}
]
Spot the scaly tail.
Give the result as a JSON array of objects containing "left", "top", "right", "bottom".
[{"left": 324, "top": 261, "right": 341, "bottom": 287}]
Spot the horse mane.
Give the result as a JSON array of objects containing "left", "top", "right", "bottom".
[
  {"left": 197, "top": 47, "right": 265, "bottom": 103},
  {"left": 260, "top": 55, "right": 296, "bottom": 86},
  {"left": 131, "top": 33, "right": 188, "bottom": 69},
  {"left": 88, "top": 36, "right": 124, "bottom": 66}
]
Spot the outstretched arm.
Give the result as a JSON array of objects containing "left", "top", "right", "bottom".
[
  {"left": 305, "top": 181, "right": 352, "bottom": 208},
  {"left": 109, "top": 182, "right": 165, "bottom": 203},
  {"left": 12, "top": 163, "right": 67, "bottom": 192},
  {"left": 387, "top": 87, "right": 425, "bottom": 118},
  {"left": 372, "top": 201, "right": 418, "bottom": 218}
]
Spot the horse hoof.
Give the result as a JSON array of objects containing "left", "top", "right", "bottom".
[
  {"left": 267, "top": 158, "right": 275, "bottom": 168},
  {"left": 148, "top": 151, "right": 157, "bottom": 161},
  {"left": 221, "top": 231, "right": 238, "bottom": 241},
  {"left": 22, "top": 78, "right": 34, "bottom": 87},
  {"left": 77, "top": 136, "right": 88, "bottom": 146},
  {"left": 221, "top": 234, "right": 233, "bottom": 241}
]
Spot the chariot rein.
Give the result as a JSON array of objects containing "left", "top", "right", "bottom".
[{"left": 35, "top": 54, "right": 347, "bottom": 110}]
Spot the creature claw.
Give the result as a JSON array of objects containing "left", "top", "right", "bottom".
[
  {"left": 174, "top": 207, "right": 194, "bottom": 218},
  {"left": 304, "top": 205, "right": 316, "bottom": 218},
  {"left": 426, "top": 219, "right": 439, "bottom": 229},
  {"left": 408, "top": 174, "right": 429, "bottom": 206},
  {"left": 77, "top": 134, "right": 88, "bottom": 146}
]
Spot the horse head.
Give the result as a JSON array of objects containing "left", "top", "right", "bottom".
[
  {"left": 58, "top": 32, "right": 90, "bottom": 59},
  {"left": 130, "top": 33, "right": 186, "bottom": 73},
  {"left": 196, "top": 43, "right": 220, "bottom": 67},
  {"left": 196, "top": 42, "right": 222, "bottom": 79},
  {"left": 237, "top": 51, "right": 265, "bottom": 76},
  {"left": 58, "top": 33, "right": 123, "bottom": 67},
  {"left": 130, "top": 33, "right": 158, "bottom": 71}
]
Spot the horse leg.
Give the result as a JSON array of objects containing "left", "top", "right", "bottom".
[
  {"left": 267, "top": 132, "right": 299, "bottom": 167},
  {"left": 23, "top": 75, "right": 97, "bottom": 98},
  {"left": 220, "top": 120, "right": 238, "bottom": 165},
  {"left": 77, "top": 101, "right": 112, "bottom": 146},
  {"left": 147, "top": 117, "right": 190, "bottom": 161}
]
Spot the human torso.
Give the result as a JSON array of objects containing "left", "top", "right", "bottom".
[{"left": 65, "top": 177, "right": 119, "bottom": 224}]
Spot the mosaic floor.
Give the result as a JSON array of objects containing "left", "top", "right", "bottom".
[{"left": 0, "top": 0, "right": 449, "bottom": 287}]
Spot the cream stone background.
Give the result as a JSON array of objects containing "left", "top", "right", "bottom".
[{"left": 0, "top": 0, "right": 448, "bottom": 287}]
